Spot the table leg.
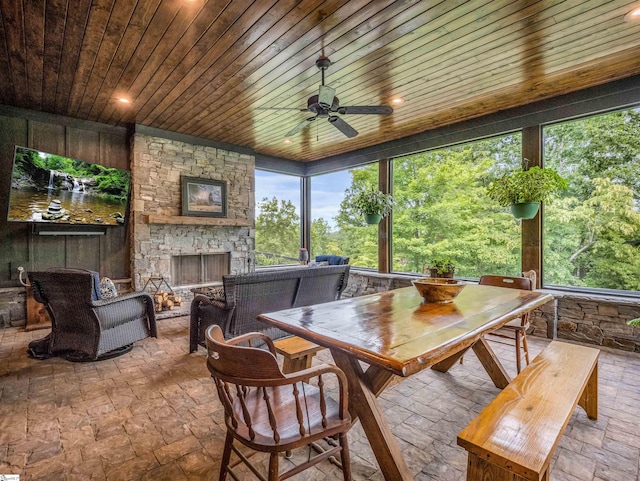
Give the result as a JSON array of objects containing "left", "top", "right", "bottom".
[
  {"left": 471, "top": 337, "right": 510, "bottom": 389},
  {"left": 331, "top": 349, "right": 414, "bottom": 481},
  {"left": 431, "top": 346, "right": 471, "bottom": 373}
]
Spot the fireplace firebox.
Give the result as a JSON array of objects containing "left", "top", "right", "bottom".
[{"left": 170, "top": 253, "right": 230, "bottom": 287}]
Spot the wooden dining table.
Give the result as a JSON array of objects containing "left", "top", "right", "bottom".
[{"left": 258, "top": 284, "right": 554, "bottom": 481}]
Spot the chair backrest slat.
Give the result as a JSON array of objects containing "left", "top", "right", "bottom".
[
  {"left": 235, "top": 384, "right": 256, "bottom": 440},
  {"left": 318, "top": 374, "right": 328, "bottom": 428},
  {"left": 292, "top": 382, "right": 306, "bottom": 436},
  {"left": 216, "top": 380, "right": 237, "bottom": 428},
  {"left": 262, "top": 387, "right": 281, "bottom": 443}
]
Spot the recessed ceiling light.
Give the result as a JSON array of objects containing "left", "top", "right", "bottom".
[
  {"left": 117, "top": 97, "right": 131, "bottom": 104},
  {"left": 283, "top": 139, "right": 292, "bottom": 144},
  {"left": 391, "top": 98, "right": 404, "bottom": 105},
  {"left": 624, "top": 6, "right": 640, "bottom": 21}
]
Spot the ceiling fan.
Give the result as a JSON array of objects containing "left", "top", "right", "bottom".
[{"left": 262, "top": 56, "right": 393, "bottom": 139}]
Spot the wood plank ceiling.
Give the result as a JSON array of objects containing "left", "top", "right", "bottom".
[{"left": 0, "top": 0, "right": 639, "bottom": 162}]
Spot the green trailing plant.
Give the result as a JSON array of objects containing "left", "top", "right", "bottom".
[
  {"left": 628, "top": 318, "right": 640, "bottom": 327},
  {"left": 352, "top": 187, "right": 395, "bottom": 216},
  {"left": 486, "top": 164, "right": 568, "bottom": 206}
]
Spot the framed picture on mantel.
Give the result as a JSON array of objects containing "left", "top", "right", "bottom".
[{"left": 181, "top": 176, "right": 227, "bottom": 218}]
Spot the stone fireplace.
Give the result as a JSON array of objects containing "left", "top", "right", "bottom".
[{"left": 130, "top": 131, "right": 255, "bottom": 293}]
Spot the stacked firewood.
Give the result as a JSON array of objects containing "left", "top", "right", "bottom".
[{"left": 153, "top": 291, "right": 184, "bottom": 312}]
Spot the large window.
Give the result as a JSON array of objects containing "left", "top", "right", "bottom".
[
  {"left": 255, "top": 104, "right": 640, "bottom": 295},
  {"left": 392, "top": 134, "right": 523, "bottom": 278},
  {"left": 254, "top": 170, "right": 301, "bottom": 266},
  {"left": 310, "top": 165, "right": 378, "bottom": 268},
  {"left": 543, "top": 108, "right": 640, "bottom": 291}
]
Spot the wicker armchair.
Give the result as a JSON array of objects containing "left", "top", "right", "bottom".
[
  {"left": 206, "top": 325, "right": 351, "bottom": 480},
  {"left": 28, "top": 269, "right": 157, "bottom": 361}
]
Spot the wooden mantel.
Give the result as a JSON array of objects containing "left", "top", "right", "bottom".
[{"left": 144, "top": 214, "right": 253, "bottom": 227}]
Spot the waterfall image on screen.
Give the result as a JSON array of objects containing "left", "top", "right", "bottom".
[{"left": 7, "top": 146, "right": 131, "bottom": 226}]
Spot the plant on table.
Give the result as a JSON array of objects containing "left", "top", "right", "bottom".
[{"left": 429, "top": 258, "right": 455, "bottom": 278}]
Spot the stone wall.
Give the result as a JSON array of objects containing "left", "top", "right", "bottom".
[
  {"left": 531, "top": 293, "right": 640, "bottom": 352},
  {"left": 0, "top": 288, "right": 26, "bottom": 328},
  {"left": 342, "top": 270, "right": 414, "bottom": 298},
  {"left": 130, "top": 133, "right": 255, "bottom": 290}
]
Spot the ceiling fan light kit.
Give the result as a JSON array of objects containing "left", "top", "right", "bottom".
[{"left": 273, "top": 56, "right": 394, "bottom": 139}]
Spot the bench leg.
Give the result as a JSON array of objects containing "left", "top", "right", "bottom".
[
  {"left": 282, "top": 353, "right": 316, "bottom": 374},
  {"left": 467, "top": 453, "right": 540, "bottom": 481},
  {"left": 578, "top": 362, "right": 598, "bottom": 420}
]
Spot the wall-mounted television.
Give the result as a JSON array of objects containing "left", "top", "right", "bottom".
[{"left": 7, "top": 146, "right": 131, "bottom": 227}]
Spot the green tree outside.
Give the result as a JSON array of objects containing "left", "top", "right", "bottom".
[
  {"left": 255, "top": 197, "right": 300, "bottom": 266},
  {"left": 391, "top": 142, "right": 522, "bottom": 277},
  {"left": 543, "top": 109, "right": 640, "bottom": 290}
]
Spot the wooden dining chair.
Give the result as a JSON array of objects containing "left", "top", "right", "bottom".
[
  {"left": 478, "top": 272, "right": 535, "bottom": 374},
  {"left": 205, "top": 325, "right": 352, "bottom": 481}
]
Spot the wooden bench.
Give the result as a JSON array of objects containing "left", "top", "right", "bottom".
[
  {"left": 273, "top": 336, "right": 324, "bottom": 374},
  {"left": 457, "top": 341, "right": 599, "bottom": 481}
]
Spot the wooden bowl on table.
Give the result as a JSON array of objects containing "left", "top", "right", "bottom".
[{"left": 412, "top": 278, "right": 466, "bottom": 303}]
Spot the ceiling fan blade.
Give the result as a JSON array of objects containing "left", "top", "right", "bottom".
[
  {"left": 328, "top": 116, "right": 358, "bottom": 138},
  {"left": 336, "top": 105, "right": 393, "bottom": 115},
  {"left": 286, "top": 117, "right": 315, "bottom": 137},
  {"left": 256, "top": 107, "right": 308, "bottom": 111},
  {"left": 318, "top": 85, "right": 336, "bottom": 108}
]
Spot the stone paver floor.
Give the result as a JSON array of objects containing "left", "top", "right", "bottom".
[{"left": 1, "top": 316, "right": 639, "bottom": 480}]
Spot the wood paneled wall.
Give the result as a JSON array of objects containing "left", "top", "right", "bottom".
[{"left": 0, "top": 107, "right": 130, "bottom": 287}]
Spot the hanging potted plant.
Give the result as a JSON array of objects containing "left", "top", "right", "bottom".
[
  {"left": 486, "top": 164, "right": 568, "bottom": 219},
  {"left": 352, "top": 187, "right": 395, "bottom": 225}
]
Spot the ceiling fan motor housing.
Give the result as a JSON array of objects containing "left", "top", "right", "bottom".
[
  {"left": 315, "top": 56, "right": 332, "bottom": 70},
  {"left": 307, "top": 94, "right": 339, "bottom": 114}
]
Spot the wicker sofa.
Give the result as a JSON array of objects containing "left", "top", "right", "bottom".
[{"left": 189, "top": 264, "right": 350, "bottom": 352}]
